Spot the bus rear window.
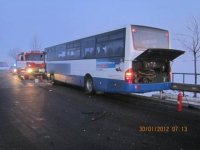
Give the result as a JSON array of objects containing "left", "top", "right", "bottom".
[{"left": 132, "top": 26, "right": 169, "bottom": 50}]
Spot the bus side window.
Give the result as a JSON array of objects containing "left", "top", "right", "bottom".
[
  {"left": 110, "top": 39, "right": 124, "bottom": 57},
  {"left": 96, "top": 43, "right": 108, "bottom": 58},
  {"left": 84, "top": 48, "right": 94, "bottom": 58},
  {"left": 81, "top": 37, "right": 95, "bottom": 59},
  {"left": 99, "top": 45, "right": 106, "bottom": 57}
]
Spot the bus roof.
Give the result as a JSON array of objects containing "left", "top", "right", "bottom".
[{"left": 45, "top": 24, "right": 168, "bottom": 49}]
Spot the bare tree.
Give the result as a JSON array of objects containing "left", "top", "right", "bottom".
[
  {"left": 178, "top": 17, "right": 200, "bottom": 97},
  {"left": 31, "top": 35, "right": 42, "bottom": 51},
  {"left": 8, "top": 48, "right": 21, "bottom": 61}
]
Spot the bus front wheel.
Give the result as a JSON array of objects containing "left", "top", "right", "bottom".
[{"left": 84, "top": 76, "right": 94, "bottom": 94}]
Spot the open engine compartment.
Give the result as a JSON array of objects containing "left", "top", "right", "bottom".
[
  {"left": 130, "top": 48, "right": 185, "bottom": 84},
  {"left": 132, "top": 60, "right": 170, "bottom": 83}
]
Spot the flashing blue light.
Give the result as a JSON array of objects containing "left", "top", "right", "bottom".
[{"left": 13, "top": 63, "right": 16, "bottom": 67}]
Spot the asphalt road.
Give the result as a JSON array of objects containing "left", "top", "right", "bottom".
[{"left": 0, "top": 70, "right": 200, "bottom": 150}]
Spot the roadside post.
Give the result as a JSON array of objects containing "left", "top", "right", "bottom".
[{"left": 177, "top": 91, "right": 183, "bottom": 112}]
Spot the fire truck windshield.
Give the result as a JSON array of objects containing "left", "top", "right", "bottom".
[{"left": 25, "top": 53, "right": 44, "bottom": 61}]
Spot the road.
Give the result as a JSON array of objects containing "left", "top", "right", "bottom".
[{"left": 0, "top": 70, "right": 200, "bottom": 150}]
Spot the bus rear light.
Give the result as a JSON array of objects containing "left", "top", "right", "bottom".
[
  {"left": 132, "top": 28, "right": 136, "bottom": 33},
  {"left": 125, "top": 68, "right": 134, "bottom": 83}
]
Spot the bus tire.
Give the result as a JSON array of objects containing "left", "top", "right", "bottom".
[
  {"left": 50, "top": 74, "right": 57, "bottom": 84},
  {"left": 84, "top": 76, "right": 94, "bottom": 94}
]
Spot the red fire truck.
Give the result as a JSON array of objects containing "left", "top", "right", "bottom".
[{"left": 16, "top": 51, "right": 45, "bottom": 79}]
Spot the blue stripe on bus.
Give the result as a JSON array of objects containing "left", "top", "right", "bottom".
[
  {"left": 63, "top": 75, "right": 171, "bottom": 93},
  {"left": 93, "top": 77, "right": 171, "bottom": 93}
]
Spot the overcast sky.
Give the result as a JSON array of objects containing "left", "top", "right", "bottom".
[{"left": 0, "top": 0, "right": 200, "bottom": 74}]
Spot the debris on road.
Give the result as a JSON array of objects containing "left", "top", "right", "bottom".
[{"left": 81, "top": 111, "right": 107, "bottom": 122}]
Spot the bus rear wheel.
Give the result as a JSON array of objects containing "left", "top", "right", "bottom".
[{"left": 84, "top": 76, "right": 94, "bottom": 94}]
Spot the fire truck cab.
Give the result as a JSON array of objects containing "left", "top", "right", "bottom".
[{"left": 16, "top": 51, "right": 45, "bottom": 79}]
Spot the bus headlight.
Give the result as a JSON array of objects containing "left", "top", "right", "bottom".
[{"left": 26, "top": 68, "right": 33, "bottom": 74}]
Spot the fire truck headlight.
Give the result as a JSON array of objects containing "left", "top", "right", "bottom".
[
  {"left": 13, "top": 68, "right": 17, "bottom": 73},
  {"left": 26, "top": 68, "right": 33, "bottom": 74}
]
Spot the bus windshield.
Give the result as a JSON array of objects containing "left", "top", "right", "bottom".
[{"left": 132, "top": 25, "right": 169, "bottom": 50}]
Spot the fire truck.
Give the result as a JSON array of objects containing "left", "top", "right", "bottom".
[{"left": 16, "top": 51, "right": 45, "bottom": 79}]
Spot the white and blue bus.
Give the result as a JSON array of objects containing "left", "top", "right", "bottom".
[{"left": 45, "top": 25, "right": 184, "bottom": 94}]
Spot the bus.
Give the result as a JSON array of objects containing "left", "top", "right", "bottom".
[{"left": 45, "top": 25, "right": 184, "bottom": 94}]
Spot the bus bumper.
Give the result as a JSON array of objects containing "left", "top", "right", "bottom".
[
  {"left": 93, "top": 78, "right": 172, "bottom": 93},
  {"left": 122, "top": 82, "right": 172, "bottom": 93}
]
